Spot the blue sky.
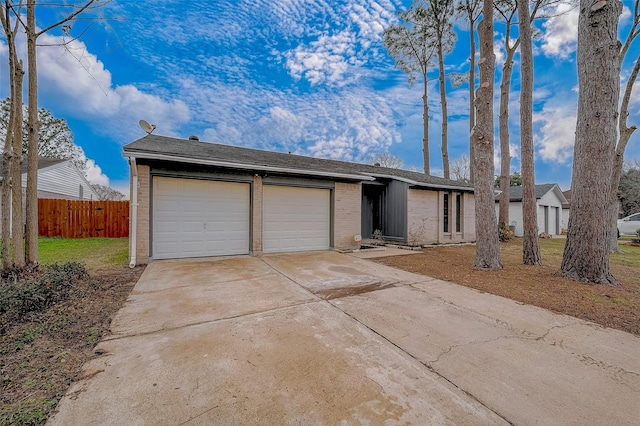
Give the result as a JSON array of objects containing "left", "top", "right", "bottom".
[{"left": 1, "top": 0, "right": 639, "bottom": 197}]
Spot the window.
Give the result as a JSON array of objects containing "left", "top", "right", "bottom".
[
  {"left": 455, "top": 193, "right": 462, "bottom": 233},
  {"left": 79, "top": 184, "right": 83, "bottom": 200},
  {"left": 443, "top": 192, "right": 450, "bottom": 233}
]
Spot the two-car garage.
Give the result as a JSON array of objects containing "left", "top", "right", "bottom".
[{"left": 152, "top": 176, "right": 331, "bottom": 260}]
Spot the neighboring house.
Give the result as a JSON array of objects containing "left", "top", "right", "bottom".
[
  {"left": 0, "top": 157, "right": 98, "bottom": 225},
  {"left": 495, "top": 184, "right": 568, "bottom": 237},
  {"left": 562, "top": 190, "right": 571, "bottom": 229},
  {"left": 123, "top": 135, "right": 476, "bottom": 265}
]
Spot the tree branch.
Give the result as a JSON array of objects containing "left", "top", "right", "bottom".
[{"left": 35, "top": 0, "right": 110, "bottom": 38}]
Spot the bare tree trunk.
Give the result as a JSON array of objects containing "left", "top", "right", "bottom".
[
  {"left": 1, "top": 130, "right": 13, "bottom": 270},
  {"left": 498, "top": 55, "right": 514, "bottom": 228},
  {"left": 519, "top": 0, "right": 541, "bottom": 266},
  {"left": 1, "top": 3, "right": 25, "bottom": 268},
  {"left": 472, "top": 0, "right": 502, "bottom": 270},
  {"left": 609, "top": 55, "right": 639, "bottom": 252},
  {"left": 1, "top": 5, "right": 17, "bottom": 270},
  {"left": 422, "top": 74, "right": 430, "bottom": 175},
  {"left": 11, "top": 63, "right": 25, "bottom": 268},
  {"left": 560, "top": 0, "right": 622, "bottom": 285},
  {"left": 25, "top": 2, "right": 39, "bottom": 265},
  {"left": 437, "top": 40, "right": 450, "bottom": 179},
  {"left": 468, "top": 15, "right": 476, "bottom": 184}
]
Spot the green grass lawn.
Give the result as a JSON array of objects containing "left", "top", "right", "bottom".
[
  {"left": 538, "top": 237, "right": 640, "bottom": 269},
  {"left": 38, "top": 237, "right": 129, "bottom": 271}
]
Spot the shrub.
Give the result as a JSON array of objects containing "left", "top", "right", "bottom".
[
  {"left": 499, "top": 223, "right": 514, "bottom": 242},
  {"left": 0, "top": 262, "right": 89, "bottom": 319}
]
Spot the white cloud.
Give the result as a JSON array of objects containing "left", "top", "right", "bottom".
[
  {"left": 282, "top": 0, "right": 398, "bottom": 86},
  {"left": 495, "top": 42, "right": 506, "bottom": 68},
  {"left": 534, "top": 102, "right": 577, "bottom": 163},
  {"left": 630, "top": 81, "right": 640, "bottom": 110},
  {"left": 348, "top": 0, "right": 397, "bottom": 49},
  {"left": 191, "top": 76, "right": 400, "bottom": 162},
  {"left": 540, "top": 4, "right": 579, "bottom": 59},
  {"left": 620, "top": 4, "right": 632, "bottom": 24},
  {"left": 12, "top": 33, "right": 192, "bottom": 142},
  {"left": 85, "top": 159, "right": 110, "bottom": 186},
  {"left": 286, "top": 30, "right": 357, "bottom": 86},
  {"left": 493, "top": 143, "right": 520, "bottom": 176}
]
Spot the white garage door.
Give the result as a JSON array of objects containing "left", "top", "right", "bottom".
[
  {"left": 263, "top": 185, "right": 330, "bottom": 253},
  {"left": 153, "top": 177, "right": 250, "bottom": 259}
]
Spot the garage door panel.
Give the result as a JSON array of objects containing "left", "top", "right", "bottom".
[
  {"left": 155, "top": 242, "right": 178, "bottom": 257},
  {"left": 181, "top": 220, "right": 204, "bottom": 232},
  {"left": 154, "top": 200, "right": 178, "bottom": 212},
  {"left": 153, "top": 177, "right": 250, "bottom": 259},
  {"left": 183, "top": 200, "right": 205, "bottom": 213},
  {"left": 155, "top": 178, "right": 179, "bottom": 192},
  {"left": 263, "top": 185, "right": 330, "bottom": 253}
]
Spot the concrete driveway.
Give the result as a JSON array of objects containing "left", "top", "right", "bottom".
[{"left": 49, "top": 252, "right": 640, "bottom": 425}]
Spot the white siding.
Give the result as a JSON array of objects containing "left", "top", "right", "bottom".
[
  {"left": 562, "top": 208, "right": 570, "bottom": 230},
  {"left": 508, "top": 202, "right": 524, "bottom": 236},
  {"left": 497, "top": 186, "right": 567, "bottom": 237},
  {"left": 538, "top": 190, "right": 565, "bottom": 210},
  {"left": 23, "top": 161, "right": 96, "bottom": 200},
  {"left": 538, "top": 189, "right": 564, "bottom": 235}
]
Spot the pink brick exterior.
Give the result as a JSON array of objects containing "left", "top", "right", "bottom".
[
  {"left": 333, "top": 182, "right": 361, "bottom": 251},
  {"left": 129, "top": 164, "right": 474, "bottom": 265},
  {"left": 463, "top": 192, "right": 476, "bottom": 242},
  {"left": 252, "top": 175, "right": 263, "bottom": 255},
  {"left": 407, "top": 189, "right": 440, "bottom": 245},
  {"left": 132, "top": 164, "right": 150, "bottom": 264},
  {"left": 407, "top": 189, "right": 476, "bottom": 245}
]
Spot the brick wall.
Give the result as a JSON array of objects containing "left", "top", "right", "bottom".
[
  {"left": 133, "top": 164, "right": 150, "bottom": 264},
  {"left": 407, "top": 189, "right": 439, "bottom": 245},
  {"left": 407, "top": 189, "right": 476, "bottom": 245},
  {"left": 463, "top": 192, "right": 476, "bottom": 242},
  {"left": 333, "top": 182, "right": 361, "bottom": 250},
  {"left": 252, "top": 175, "right": 263, "bottom": 255}
]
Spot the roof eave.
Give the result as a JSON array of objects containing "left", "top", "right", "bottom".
[
  {"left": 366, "top": 172, "right": 474, "bottom": 192},
  {"left": 123, "top": 150, "right": 375, "bottom": 182}
]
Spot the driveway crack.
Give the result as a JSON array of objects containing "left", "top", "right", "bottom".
[{"left": 326, "top": 299, "right": 514, "bottom": 425}]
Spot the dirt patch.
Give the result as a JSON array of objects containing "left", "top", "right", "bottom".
[
  {"left": 0, "top": 265, "right": 143, "bottom": 425},
  {"left": 316, "top": 282, "right": 397, "bottom": 300},
  {"left": 372, "top": 239, "right": 640, "bottom": 336}
]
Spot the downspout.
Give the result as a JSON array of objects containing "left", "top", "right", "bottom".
[{"left": 129, "top": 157, "right": 138, "bottom": 268}]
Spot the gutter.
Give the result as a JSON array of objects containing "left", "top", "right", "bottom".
[
  {"left": 129, "top": 157, "right": 138, "bottom": 268},
  {"left": 123, "top": 151, "right": 375, "bottom": 182},
  {"left": 366, "top": 173, "right": 475, "bottom": 192}
]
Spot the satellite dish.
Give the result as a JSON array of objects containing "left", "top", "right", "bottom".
[{"left": 139, "top": 119, "right": 156, "bottom": 134}]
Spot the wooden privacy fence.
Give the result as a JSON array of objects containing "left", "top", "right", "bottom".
[{"left": 38, "top": 199, "right": 130, "bottom": 238}]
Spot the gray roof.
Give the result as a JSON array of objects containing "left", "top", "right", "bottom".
[
  {"left": 0, "top": 156, "right": 66, "bottom": 176},
  {"left": 123, "top": 135, "right": 474, "bottom": 191},
  {"left": 497, "top": 183, "right": 558, "bottom": 202}
]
